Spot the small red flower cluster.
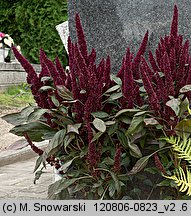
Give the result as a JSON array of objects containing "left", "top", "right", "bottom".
[
  {"left": 113, "top": 146, "right": 122, "bottom": 173},
  {"left": 153, "top": 153, "right": 166, "bottom": 175}
]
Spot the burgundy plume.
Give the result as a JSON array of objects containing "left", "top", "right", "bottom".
[
  {"left": 170, "top": 5, "right": 178, "bottom": 38},
  {"left": 123, "top": 48, "right": 134, "bottom": 108},
  {"left": 132, "top": 30, "right": 149, "bottom": 79},
  {"left": 113, "top": 147, "right": 122, "bottom": 173},
  {"left": 75, "top": 13, "right": 88, "bottom": 64},
  {"left": 140, "top": 57, "right": 161, "bottom": 113},
  {"left": 162, "top": 52, "right": 175, "bottom": 96}
]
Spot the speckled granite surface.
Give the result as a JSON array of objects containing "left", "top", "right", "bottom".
[{"left": 68, "top": 0, "right": 191, "bottom": 73}]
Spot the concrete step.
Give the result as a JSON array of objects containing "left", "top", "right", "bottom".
[{"left": 0, "top": 141, "right": 48, "bottom": 167}]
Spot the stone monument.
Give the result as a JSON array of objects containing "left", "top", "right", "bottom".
[
  {"left": 68, "top": 0, "right": 191, "bottom": 73},
  {"left": 56, "top": 21, "right": 69, "bottom": 54}
]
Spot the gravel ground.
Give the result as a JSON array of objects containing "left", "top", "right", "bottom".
[{"left": 0, "top": 107, "right": 22, "bottom": 151}]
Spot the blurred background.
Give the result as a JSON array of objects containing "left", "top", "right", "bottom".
[{"left": 0, "top": 0, "right": 68, "bottom": 66}]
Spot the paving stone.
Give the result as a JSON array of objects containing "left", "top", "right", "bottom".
[{"left": 0, "top": 157, "right": 53, "bottom": 199}]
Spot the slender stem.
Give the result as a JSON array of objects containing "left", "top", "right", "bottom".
[
  {"left": 101, "top": 185, "right": 109, "bottom": 200},
  {"left": 146, "top": 177, "right": 160, "bottom": 200}
]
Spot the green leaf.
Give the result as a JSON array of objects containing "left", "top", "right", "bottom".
[
  {"left": 93, "top": 118, "right": 106, "bottom": 132},
  {"left": 166, "top": 98, "right": 180, "bottom": 116},
  {"left": 116, "top": 130, "right": 129, "bottom": 149},
  {"left": 51, "top": 113, "right": 74, "bottom": 125},
  {"left": 163, "top": 136, "right": 191, "bottom": 165},
  {"left": 129, "top": 143, "right": 142, "bottom": 158},
  {"left": 179, "top": 97, "right": 189, "bottom": 117},
  {"left": 39, "top": 86, "right": 54, "bottom": 92},
  {"left": 64, "top": 133, "right": 76, "bottom": 151},
  {"left": 80, "top": 146, "right": 88, "bottom": 158},
  {"left": 103, "top": 157, "right": 114, "bottom": 166},
  {"left": 139, "top": 86, "right": 146, "bottom": 93},
  {"left": 33, "top": 154, "right": 44, "bottom": 173},
  {"left": 91, "top": 111, "right": 109, "bottom": 119},
  {"left": 163, "top": 167, "right": 191, "bottom": 196},
  {"left": 158, "top": 72, "right": 165, "bottom": 78},
  {"left": 91, "top": 131, "right": 104, "bottom": 143},
  {"left": 128, "top": 155, "right": 150, "bottom": 175},
  {"left": 175, "top": 119, "right": 191, "bottom": 139},
  {"left": 130, "top": 125, "right": 146, "bottom": 143},
  {"left": 144, "top": 167, "right": 158, "bottom": 174},
  {"left": 180, "top": 85, "right": 191, "bottom": 93},
  {"left": 48, "top": 186, "right": 70, "bottom": 200},
  {"left": 101, "top": 172, "right": 106, "bottom": 180},
  {"left": 59, "top": 177, "right": 91, "bottom": 195},
  {"left": 117, "top": 130, "right": 142, "bottom": 158},
  {"left": 96, "top": 168, "right": 121, "bottom": 195},
  {"left": 130, "top": 188, "right": 141, "bottom": 198},
  {"left": 61, "top": 157, "right": 78, "bottom": 172},
  {"left": 134, "top": 111, "right": 148, "bottom": 116},
  {"left": 110, "top": 171, "right": 121, "bottom": 195},
  {"left": 109, "top": 181, "right": 116, "bottom": 197},
  {"left": 118, "top": 174, "right": 130, "bottom": 181},
  {"left": 46, "top": 129, "right": 66, "bottom": 157},
  {"left": 10, "top": 122, "right": 55, "bottom": 142},
  {"left": 34, "top": 170, "right": 44, "bottom": 184},
  {"left": 104, "top": 85, "right": 120, "bottom": 94},
  {"left": 188, "top": 105, "right": 191, "bottom": 115},
  {"left": 72, "top": 184, "right": 86, "bottom": 193},
  {"left": 80, "top": 89, "right": 86, "bottom": 94},
  {"left": 93, "top": 181, "right": 103, "bottom": 188},
  {"left": 2, "top": 106, "right": 35, "bottom": 126},
  {"left": 118, "top": 115, "right": 132, "bottom": 124},
  {"left": 107, "top": 122, "right": 118, "bottom": 136},
  {"left": 144, "top": 118, "right": 159, "bottom": 126},
  {"left": 121, "top": 156, "right": 130, "bottom": 166},
  {"left": 157, "top": 179, "right": 171, "bottom": 187},
  {"left": 51, "top": 95, "right": 60, "bottom": 107},
  {"left": 143, "top": 179, "right": 153, "bottom": 187},
  {"left": 115, "top": 109, "right": 141, "bottom": 118},
  {"left": 87, "top": 192, "right": 94, "bottom": 200},
  {"left": 43, "top": 130, "right": 57, "bottom": 140},
  {"left": 48, "top": 178, "right": 76, "bottom": 199},
  {"left": 56, "top": 85, "right": 73, "bottom": 101},
  {"left": 135, "top": 79, "right": 143, "bottom": 84},
  {"left": 41, "top": 76, "right": 52, "bottom": 82},
  {"left": 107, "top": 92, "right": 122, "bottom": 101},
  {"left": 127, "top": 113, "right": 146, "bottom": 135},
  {"left": 28, "top": 108, "right": 48, "bottom": 122},
  {"left": 110, "top": 74, "right": 122, "bottom": 86},
  {"left": 98, "top": 186, "right": 104, "bottom": 197},
  {"left": 67, "top": 123, "right": 81, "bottom": 134},
  {"left": 105, "top": 121, "right": 116, "bottom": 126}
]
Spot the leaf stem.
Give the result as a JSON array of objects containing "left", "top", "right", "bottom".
[{"left": 100, "top": 185, "right": 109, "bottom": 200}]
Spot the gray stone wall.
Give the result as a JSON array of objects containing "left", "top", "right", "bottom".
[
  {"left": 68, "top": 0, "right": 191, "bottom": 73},
  {"left": 0, "top": 63, "right": 41, "bottom": 91}
]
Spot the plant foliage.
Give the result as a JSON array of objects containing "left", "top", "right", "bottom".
[
  {"left": 164, "top": 167, "right": 191, "bottom": 196},
  {"left": 163, "top": 136, "right": 191, "bottom": 165}
]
